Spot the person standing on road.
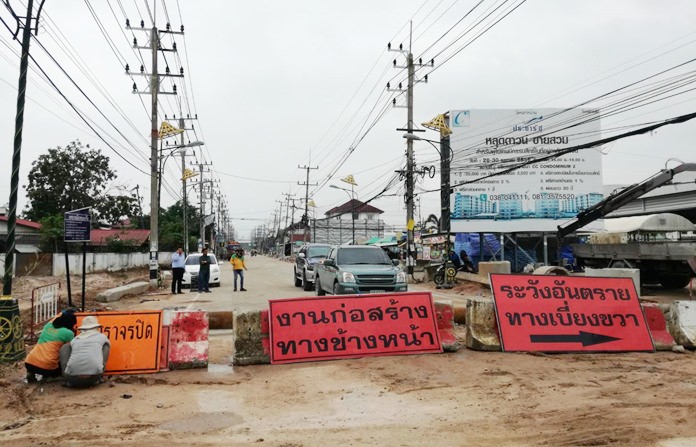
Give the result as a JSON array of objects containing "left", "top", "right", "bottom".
[
  {"left": 171, "top": 247, "right": 185, "bottom": 294},
  {"left": 25, "top": 309, "right": 76, "bottom": 383},
  {"left": 230, "top": 248, "right": 248, "bottom": 292},
  {"left": 198, "top": 247, "right": 212, "bottom": 293},
  {"left": 60, "top": 315, "right": 110, "bottom": 388}
]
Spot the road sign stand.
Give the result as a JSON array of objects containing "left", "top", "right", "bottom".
[
  {"left": 490, "top": 273, "right": 654, "bottom": 353},
  {"left": 64, "top": 207, "right": 91, "bottom": 311}
]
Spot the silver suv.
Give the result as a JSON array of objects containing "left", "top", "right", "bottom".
[{"left": 294, "top": 244, "right": 332, "bottom": 291}]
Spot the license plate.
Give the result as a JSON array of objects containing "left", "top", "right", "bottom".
[{"left": 369, "top": 290, "right": 385, "bottom": 294}]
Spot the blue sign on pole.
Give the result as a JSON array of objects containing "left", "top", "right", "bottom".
[{"left": 64, "top": 207, "right": 91, "bottom": 242}]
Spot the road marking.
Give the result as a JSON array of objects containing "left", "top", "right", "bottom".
[{"left": 186, "top": 291, "right": 200, "bottom": 310}]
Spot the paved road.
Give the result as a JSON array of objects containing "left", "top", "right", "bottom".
[
  {"left": 116, "top": 255, "right": 315, "bottom": 313},
  {"left": 112, "top": 255, "right": 463, "bottom": 314}
]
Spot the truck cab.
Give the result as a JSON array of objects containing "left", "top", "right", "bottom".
[{"left": 314, "top": 245, "right": 407, "bottom": 295}]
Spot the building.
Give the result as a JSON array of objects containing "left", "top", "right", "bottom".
[{"left": 453, "top": 193, "right": 493, "bottom": 218}]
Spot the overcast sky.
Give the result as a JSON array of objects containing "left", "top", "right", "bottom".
[{"left": 1, "top": 0, "right": 695, "bottom": 240}]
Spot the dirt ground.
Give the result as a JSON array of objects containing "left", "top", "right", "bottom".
[{"left": 2, "top": 271, "right": 696, "bottom": 446}]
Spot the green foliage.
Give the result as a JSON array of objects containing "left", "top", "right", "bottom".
[
  {"left": 104, "top": 237, "right": 139, "bottom": 253},
  {"left": 24, "top": 140, "right": 138, "bottom": 225},
  {"left": 38, "top": 214, "right": 65, "bottom": 252}
]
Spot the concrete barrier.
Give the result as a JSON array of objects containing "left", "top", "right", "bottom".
[
  {"left": 232, "top": 300, "right": 460, "bottom": 365},
  {"left": 533, "top": 265, "right": 569, "bottom": 276},
  {"left": 668, "top": 301, "right": 696, "bottom": 348},
  {"left": 465, "top": 297, "right": 501, "bottom": 351},
  {"left": 95, "top": 281, "right": 150, "bottom": 302},
  {"left": 232, "top": 309, "right": 270, "bottom": 366},
  {"left": 642, "top": 303, "right": 675, "bottom": 351},
  {"left": 455, "top": 271, "right": 490, "bottom": 286},
  {"left": 434, "top": 301, "right": 459, "bottom": 352},
  {"left": 585, "top": 268, "right": 641, "bottom": 298},
  {"left": 166, "top": 310, "right": 209, "bottom": 369}
]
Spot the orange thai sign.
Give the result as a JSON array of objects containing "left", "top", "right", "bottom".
[
  {"left": 269, "top": 292, "right": 442, "bottom": 364},
  {"left": 76, "top": 311, "right": 162, "bottom": 374}
]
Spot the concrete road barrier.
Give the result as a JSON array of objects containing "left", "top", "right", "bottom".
[
  {"left": 668, "top": 301, "right": 696, "bottom": 348},
  {"left": 465, "top": 297, "right": 501, "bottom": 351},
  {"left": 95, "top": 281, "right": 150, "bottom": 302},
  {"left": 642, "top": 303, "right": 676, "bottom": 351},
  {"left": 166, "top": 310, "right": 209, "bottom": 369},
  {"left": 435, "top": 300, "right": 459, "bottom": 352},
  {"left": 232, "top": 309, "right": 270, "bottom": 366},
  {"left": 585, "top": 268, "right": 641, "bottom": 298}
]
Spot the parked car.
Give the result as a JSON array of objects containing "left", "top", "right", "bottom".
[
  {"left": 294, "top": 243, "right": 332, "bottom": 291},
  {"left": 182, "top": 253, "right": 221, "bottom": 288},
  {"left": 314, "top": 245, "right": 407, "bottom": 295}
]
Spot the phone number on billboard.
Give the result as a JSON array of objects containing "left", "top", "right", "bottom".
[{"left": 532, "top": 193, "right": 575, "bottom": 200}]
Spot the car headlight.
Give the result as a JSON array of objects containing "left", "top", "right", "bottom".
[
  {"left": 341, "top": 271, "right": 356, "bottom": 283},
  {"left": 396, "top": 271, "right": 406, "bottom": 283}
]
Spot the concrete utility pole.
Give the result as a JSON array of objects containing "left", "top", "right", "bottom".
[
  {"left": 176, "top": 114, "right": 198, "bottom": 255},
  {"left": 298, "top": 164, "right": 318, "bottom": 242},
  {"left": 389, "top": 23, "right": 432, "bottom": 276},
  {"left": 3, "top": 0, "right": 43, "bottom": 296},
  {"left": 129, "top": 20, "right": 184, "bottom": 286}
]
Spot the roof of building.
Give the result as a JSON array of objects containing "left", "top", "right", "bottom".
[
  {"left": 90, "top": 228, "right": 150, "bottom": 246},
  {"left": 0, "top": 216, "right": 41, "bottom": 230},
  {"left": 325, "top": 199, "right": 383, "bottom": 216},
  {"left": 604, "top": 213, "right": 695, "bottom": 233}
]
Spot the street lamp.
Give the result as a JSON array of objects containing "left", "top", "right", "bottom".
[
  {"left": 156, "top": 140, "right": 203, "bottom": 260},
  {"left": 330, "top": 183, "right": 357, "bottom": 244},
  {"left": 402, "top": 132, "right": 455, "bottom": 288}
]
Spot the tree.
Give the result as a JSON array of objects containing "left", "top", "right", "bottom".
[{"left": 24, "top": 140, "right": 138, "bottom": 225}]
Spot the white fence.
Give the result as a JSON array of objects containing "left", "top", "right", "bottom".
[{"left": 52, "top": 252, "right": 173, "bottom": 276}]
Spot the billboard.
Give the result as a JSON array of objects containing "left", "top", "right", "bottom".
[{"left": 448, "top": 109, "right": 603, "bottom": 233}]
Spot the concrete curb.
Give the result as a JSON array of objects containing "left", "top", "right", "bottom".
[{"left": 96, "top": 281, "right": 150, "bottom": 303}]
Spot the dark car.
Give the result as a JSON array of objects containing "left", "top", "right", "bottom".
[{"left": 294, "top": 243, "right": 332, "bottom": 291}]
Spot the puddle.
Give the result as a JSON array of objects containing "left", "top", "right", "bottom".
[
  {"left": 660, "top": 439, "right": 696, "bottom": 447},
  {"left": 197, "top": 389, "right": 241, "bottom": 413}
]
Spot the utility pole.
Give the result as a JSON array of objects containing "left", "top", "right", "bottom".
[
  {"left": 3, "top": 0, "right": 44, "bottom": 297},
  {"left": 275, "top": 200, "right": 284, "bottom": 255},
  {"left": 128, "top": 18, "right": 184, "bottom": 286},
  {"left": 198, "top": 162, "right": 212, "bottom": 251},
  {"left": 175, "top": 114, "right": 198, "bottom": 255},
  {"left": 298, "top": 164, "right": 318, "bottom": 242},
  {"left": 282, "top": 193, "right": 295, "bottom": 252},
  {"left": 389, "top": 23, "right": 432, "bottom": 277}
]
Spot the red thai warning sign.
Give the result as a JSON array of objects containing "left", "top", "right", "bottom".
[
  {"left": 489, "top": 274, "right": 654, "bottom": 352},
  {"left": 269, "top": 292, "right": 442, "bottom": 364}
]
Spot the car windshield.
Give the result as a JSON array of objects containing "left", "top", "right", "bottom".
[
  {"left": 307, "top": 246, "right": 331, "bottom": 258},
  {"left": 337, "top": 248, "right": 391, "bottom": 265},
  {"left": 185, "top": 255, "right": 217, "bottom": 266}
]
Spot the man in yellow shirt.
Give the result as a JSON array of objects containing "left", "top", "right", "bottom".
[{"left": 230, "top": 249, "right": 248, "bottom": 292}]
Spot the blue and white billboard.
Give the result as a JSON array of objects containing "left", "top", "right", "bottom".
[{"left": 449, "top": 108, "right": 604, "bottom": 233}]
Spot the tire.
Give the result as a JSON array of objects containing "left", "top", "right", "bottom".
[
  {"left": 294, "top": 268, "right": 302, "bottom": 287},
  {"left": 659, "top": 275, "right": 691, "bottom": 290},
  {"left": 434, "top": 272, "right": 445, "bottom": 286},
  {"left": 332, "top": 282, "right": 341, "bottom": 295},
  {"left": 315, "top": 276, "right": 325, "bottom": 296},
  {"left": 302, "top": 270, "right": 313, "bottom": 291}
]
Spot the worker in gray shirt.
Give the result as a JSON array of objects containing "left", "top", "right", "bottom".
[{"left": 59, "top": 316, "right": 110, "bottom": 388}]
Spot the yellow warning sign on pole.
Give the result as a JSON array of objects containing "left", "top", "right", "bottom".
[{"left": 159, "top": 121, "right": 184, "bottom": 139}]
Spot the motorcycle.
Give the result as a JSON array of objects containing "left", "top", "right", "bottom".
[{"left": 433, "top": 263, "right": 458, "bottom": 286}]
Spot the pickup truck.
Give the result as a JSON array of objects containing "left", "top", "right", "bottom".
[{"left": 314, "top": 245, "right": 407, "bottom": 295}]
